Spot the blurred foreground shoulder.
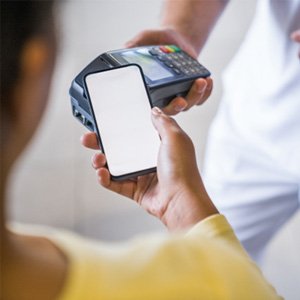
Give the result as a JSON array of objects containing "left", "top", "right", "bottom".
[{"left": 14, "top": 215, "right": 282, "bottom": 300}]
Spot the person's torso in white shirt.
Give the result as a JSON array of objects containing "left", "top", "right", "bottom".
[{"left": 217, "top": 0, "right": 300, "bottom": 176}]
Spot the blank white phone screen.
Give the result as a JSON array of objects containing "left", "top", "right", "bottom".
[{"left": 85, "top": 65, "right": 160, "bottom": 178}]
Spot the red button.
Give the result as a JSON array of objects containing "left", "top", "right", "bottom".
[{"left": 159, "top": 46, "right": 171, "bottom": 53}]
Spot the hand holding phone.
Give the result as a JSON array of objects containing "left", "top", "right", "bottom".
[
  {"left": 82, "top": 108, "right": 218, "bottom": 231},
  {"left": 84, "top": 64, "right": 161, "bottom": 180}
]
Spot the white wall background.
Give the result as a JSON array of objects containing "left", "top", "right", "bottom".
[{"left": 8, "top": 1, "right": 300, "bottom": 299}]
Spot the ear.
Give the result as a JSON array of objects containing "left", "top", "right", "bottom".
[
  {"left": 8, "top": 37, "right": 56, "bottom": 155},
  {"left": 22, "top": 38, "right": 52, "bottom": 76},
  {"left": 12, "top": 38, "right": 55, "bottom": 132},
  {"left": 15, "top": 36, "right": 55, "bottom": 106}
]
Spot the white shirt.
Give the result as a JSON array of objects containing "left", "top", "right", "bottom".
[{"left": 219, "top": 0, "right": 300, "bottom": 177}]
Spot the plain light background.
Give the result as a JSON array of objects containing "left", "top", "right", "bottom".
[{"left": 8, "top": 1, "right": 300, "bottom": 299}]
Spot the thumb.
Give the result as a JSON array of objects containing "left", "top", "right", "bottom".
[{"left": 151, "top": 107, "right": 181, "bottom": 142}]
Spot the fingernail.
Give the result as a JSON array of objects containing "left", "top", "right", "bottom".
[
  {"left": 197, "top": 83, "right": 207, "bottom": 93},
  {"left": 174, "top": 105, "right": 185, "bottom": 112},
  {"left": 152, "top": 106, "right": 162, "bottom": 115},
  {"left": 91, "top": 158, "right": 96, "bottom": 168}
]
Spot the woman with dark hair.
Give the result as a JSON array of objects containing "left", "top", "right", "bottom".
[{"left": 0, "top": 1, "right": 285, "bottom": 299}]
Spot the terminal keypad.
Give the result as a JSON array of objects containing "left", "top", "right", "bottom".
[{"left": 149, "top": 45, "right": 208, "bottom": 77}]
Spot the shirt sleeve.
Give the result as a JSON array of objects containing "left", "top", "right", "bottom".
[{"left": 50, "top": 214, "right": 282, "bottom": 300}]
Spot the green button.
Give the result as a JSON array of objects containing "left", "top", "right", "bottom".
[{"left": 170, "top": 45, "right": 181, "bottom": 52}]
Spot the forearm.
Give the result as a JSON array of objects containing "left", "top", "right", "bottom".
[{"left": 161, "top": 0, "right": 229, "bottom": 53}]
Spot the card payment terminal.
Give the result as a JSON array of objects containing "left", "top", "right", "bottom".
[{"left": 70, "top": 45, "right": 211, "bottom": 131}]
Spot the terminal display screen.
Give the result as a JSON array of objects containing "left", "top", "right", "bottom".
[{"left": 121, "top": 49, "right": 173, "bottom": 81}]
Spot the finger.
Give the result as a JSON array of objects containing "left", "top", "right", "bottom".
[
  {"left": 92, "top": 153, "right": 106, "bottom": 169},
  {"left": 96, "top": 168, "right": 136, "bottom": 199},
  {"left": 184, "top": 78, "right": 208, "bottom": 111},
  {"left": 125, "top": 28, "right": 197, "bottom": 57},
  {"left": 97, "top": 168, "right": 111, "bottom": 187},
  {"left": 125, "top": 30, "right": 161, "bottom": 48},
  {"left": 197, "top": 77, "right": 213, "bottom": 105},
  {"left": 291, "top": 30, "right": 300, "bottom": 59},
  {"left": 80, "top": 132, "right": 99, "bottom": 150},
  {"left": 159, "top": 78, "right": 212, "bottom": 115},
  {"left": 151, "top": 107, "right": 182, "bottom": 141},
  {"left": 291, "top": 29, "right": 300, "bottom": 42},
  {"left": 162, "top": 97, "right": 188, "bottom": 115}
]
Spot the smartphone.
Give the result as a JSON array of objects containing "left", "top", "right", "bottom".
[{"left": 84, "top": 64, "right": 161, "bottom": 181}]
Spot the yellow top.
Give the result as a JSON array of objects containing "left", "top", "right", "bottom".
[{"left": 40, "top": 214, "right": 282, "bottom": 300}]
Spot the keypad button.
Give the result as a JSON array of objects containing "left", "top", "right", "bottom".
[
  {"left": 165, "top": 46, "right": 175, "bottom": 53},
  {"left": 164, "top": 56, "right": 173, "bottom": 62},
  {"left": 164, "top": 61, "right": 175, "bottom": 68},
  {"left": 159, "top": 46, "right": 172, "bottom": 53},
  {"left": 157, "top": 54, "right": 167, "bottom": 61},
  {"left": 148, "top": 45, "right": 207, "bottom": 77},
  {"left": 173, "top": 55, "right": 180, "bottom": 60},
  {"left": 169, "top": 45, "right": 181, "bottom": 52},
  {"left": 182, "top": 68, "right": 192, "bottom": 75},
  {"left": 149, "top": 48, "right": 160, "bottom": 56},
  {"left": 172, "top": 61, "right": 182, "bottom": 68},
  {"left": 173, "top": 68, "right": 181, "bottom": 75}
]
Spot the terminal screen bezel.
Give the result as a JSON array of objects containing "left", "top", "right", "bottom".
[{"left": 108, "top": 50, "right": 188, "bottom": 86}]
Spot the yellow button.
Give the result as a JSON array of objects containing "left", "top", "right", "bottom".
[{"left": 165, "top": 46, "right": 175, "bottom": 53}]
